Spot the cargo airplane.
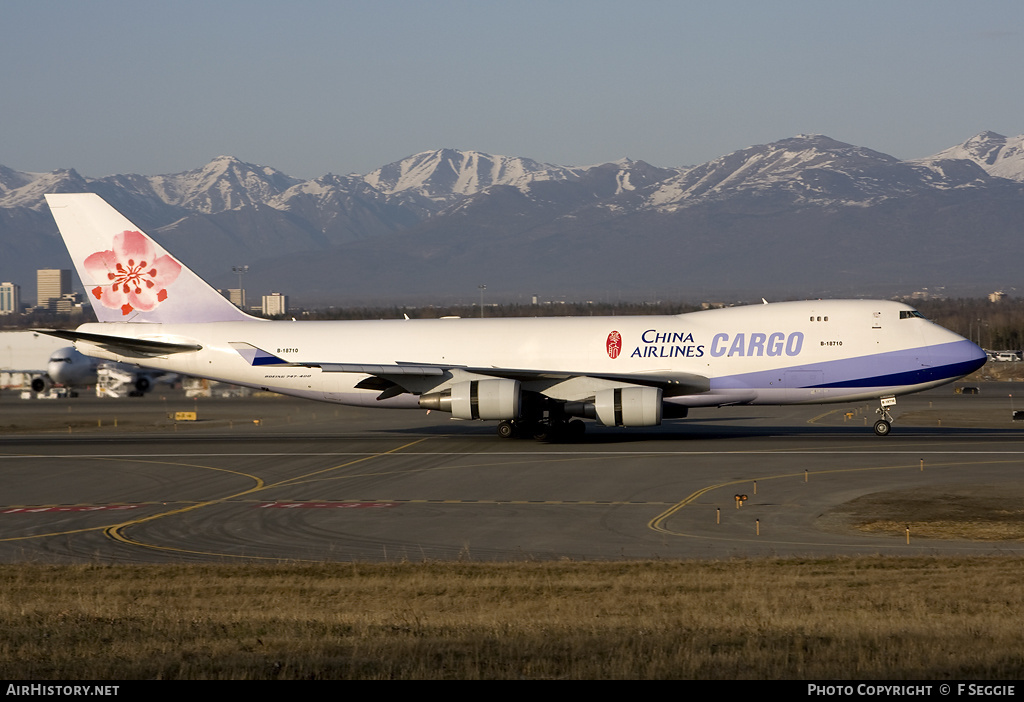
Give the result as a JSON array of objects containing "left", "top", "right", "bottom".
[{"left": 39, "top": 193, "right": 986, "bottom": 439}]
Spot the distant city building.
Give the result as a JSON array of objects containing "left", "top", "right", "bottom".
[
  {"left": 262, "top": 292, "right": 288, "bottom": 316},
  {"left": 37, "top": 269, "right": 71, "bottom": 310},
  {"left": 0, "top": 282, "right": 20, "bottom": 315},
  {"left": 228, "top": 288, "right": 246, "bottom": 308},
  {"left": 53, "top": 292, "right": 83, "bottom": 314}
]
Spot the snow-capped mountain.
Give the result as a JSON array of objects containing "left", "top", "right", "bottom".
[
  {"left": 364, "top": 148, "right": 590, "bottom": 202},
  {"left": 2, "top": 132, "right": 1023, "bottom": 303},
  {"left": 646, "top": 134, "right": 993, "bottom": 211},
  {"left": 0, "top": 167, "right": 91, "bottom": 209},
  {"left": 916, "top": 131, "right": 1024, "bottom": 182},
  {"left": 0, "top": 165, "right": 40, "bottom": 196},
  {"left": 104, "top": 155, "right": 303, "bottom": 213}
]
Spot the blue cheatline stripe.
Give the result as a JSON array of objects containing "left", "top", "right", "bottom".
[
  {"left": 230, "top": 343, "right": 288, "bottom": 366},
  {"left": 252, "top": 353, "right": 287, "bottom": 366},
  {"left": 709, "top": 340, "right": 986, "bottom": 391},
  {"left": 813, "top": 356, "right": 987, "bottom": 388}
]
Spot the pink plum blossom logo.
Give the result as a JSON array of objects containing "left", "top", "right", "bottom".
[{"left": 83, "top": 231, "right": 182, "bottom": 316}]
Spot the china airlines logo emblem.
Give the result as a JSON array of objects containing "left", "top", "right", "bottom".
[
  {"left": 84, "top": 230, "right": 182, "bottom": 316},
  {"left": 606, "top": 330, "right": 622, "bottom": 359}
]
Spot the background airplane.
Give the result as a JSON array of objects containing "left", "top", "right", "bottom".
[
  {"left": 30, "top": 345, "right": 98, "bottom": 395},
  {"left": 29, "top": 345, "right": 175, "bottom": 397},
  {"left": 39, "top": 193, "right": 987, "bottom": 438}
]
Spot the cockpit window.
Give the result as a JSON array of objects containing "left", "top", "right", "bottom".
[{"left": 899, "top": 310, "right": 926, "bottom": 320}]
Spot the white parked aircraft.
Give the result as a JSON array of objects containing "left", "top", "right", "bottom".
[
  {"left": 39, "top": 193, "right": 986, "bottom": 438},
  {"left": 30, "top": 346, "right": 99, "bottom": 394},
  {"left": 30, "top": 346, "right": 174, "bottom": 396}
]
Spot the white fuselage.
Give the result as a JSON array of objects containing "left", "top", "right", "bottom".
[
  {"left": 72, "top": 299, "right": 985, "bottom": 411},
  {"left": 47, "top": 347, "right": 100, "bottom": 388}
]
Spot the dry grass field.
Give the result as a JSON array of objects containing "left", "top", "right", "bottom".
[{"left": 2, "top": 557, "right": 1023, "bottom": 680}]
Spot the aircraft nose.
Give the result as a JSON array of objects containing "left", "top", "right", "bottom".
[
  {"left": 965, "top": 339, "right": 988, "bottom": 373},
  {"left": 939, "top": 336, "right": 987, "bottom": 379}
]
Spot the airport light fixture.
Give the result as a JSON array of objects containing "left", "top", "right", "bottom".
[{"left": 233, "top": 265, "right": 249, "bottom": 308}]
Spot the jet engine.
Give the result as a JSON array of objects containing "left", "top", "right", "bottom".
[
  {"left": 593, "top": 386, "right": 663, "bottom": 427},
  {"left": 30, "top": 376, "right": 52, "bottom": 393},
  {"left": 419, "top": 379, "right": 521, "bottom": 420}
]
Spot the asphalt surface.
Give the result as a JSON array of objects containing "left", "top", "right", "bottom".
[{"left": 2, "top": 382, "right": 1023, "bottom": 563}]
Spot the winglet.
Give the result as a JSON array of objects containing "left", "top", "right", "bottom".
[{"left": 45, "top": 193, "right": 258, "bottom": 324}]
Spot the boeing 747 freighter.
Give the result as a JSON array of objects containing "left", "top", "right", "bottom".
[{"left": 39, "top": 193, "right": 986, "bottom": 439}]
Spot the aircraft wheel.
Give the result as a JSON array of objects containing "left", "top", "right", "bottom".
[
  {"left": 532, "top": 426, "right": 552, "bottom": 442},
  {"left": 873, "top": 420, "right": 891, "bottom": 436},
  {"left": 567, "top": 419, "right": 586, "bottom": 437},
  {"left": 497, "top": 420, "right": 517, "bottom": 439},
  {"left": 532, "top": 421, "right": 564, "bottom": 442}
]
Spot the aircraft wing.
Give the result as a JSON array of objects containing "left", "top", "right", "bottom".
[
  {"left": 441, "top": 365, "right": 709, "bottom": 396},
  {"left": 229, "top": 343, "right": 710, "bottom": 397}
]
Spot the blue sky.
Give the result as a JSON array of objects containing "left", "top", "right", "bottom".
[{"left": 4, "top": 0, "right": 1022, "bottom": 179}]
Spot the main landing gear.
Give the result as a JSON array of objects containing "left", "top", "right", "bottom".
[
  {"left": 496, "top": 418, "right": 586, "bottom": 441},
  {"left": 874, "top": 395, "right": 897, "bottom": 436},
  {"left": 495, "top": 395, "right": 587, "bottom": 441}
]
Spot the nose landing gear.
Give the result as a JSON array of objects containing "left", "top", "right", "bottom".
[{"left": 874, "top": 395, "right": 896, "bottom": 436}]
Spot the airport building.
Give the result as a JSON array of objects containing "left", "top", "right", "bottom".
[{"left": 0, "top": 282, "right": 20, "bottom": 315}]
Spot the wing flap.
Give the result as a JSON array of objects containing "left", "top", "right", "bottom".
[{"left": 319, "top": 363, "right": 447, "bottom": 376}]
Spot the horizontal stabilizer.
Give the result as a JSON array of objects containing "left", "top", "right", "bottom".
[{"left": 33, "top": 329, "right": 202, "bottom": 356}]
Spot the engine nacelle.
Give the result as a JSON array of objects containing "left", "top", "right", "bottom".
[
  {"left": 419, "top": 379, "right": 521, "bottom": 420},
  {"left": 594, "top": 387, "right": 663, "bottom": 427},
  {"left": 30, "top": 376, "right": 52, "bottom": 393}
]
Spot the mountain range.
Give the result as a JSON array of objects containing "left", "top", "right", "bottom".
[{"left": 3, "top": 131, "right": 1023, "bottom": 306}]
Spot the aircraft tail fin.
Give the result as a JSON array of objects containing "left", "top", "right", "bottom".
[{"left": 45, "top": 193, "right": 256, "bottom": 324}]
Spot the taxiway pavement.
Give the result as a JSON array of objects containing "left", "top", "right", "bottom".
[{"left": 2, "top": 383, "right": 1022, "bottom": 563}]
